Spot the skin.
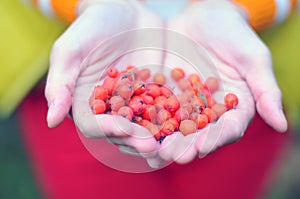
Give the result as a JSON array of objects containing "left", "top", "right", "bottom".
[
  {"left": 160, "top": 0, "right": 288, "bottom": 164},
  {"left": 45, "top": 0, "right": 288, "bottom": 168}
]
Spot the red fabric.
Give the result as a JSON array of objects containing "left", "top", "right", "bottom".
[{"left": 17, "top": 90, "right": 290, "bottom": 199}]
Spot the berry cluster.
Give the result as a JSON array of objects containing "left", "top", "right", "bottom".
[{"left": 89, "top": 66, "right": 239, "bottom": 142}]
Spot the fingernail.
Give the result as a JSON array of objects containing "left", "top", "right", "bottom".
[{"left": 47, "top": 103, "right": 54, "bottom": 123}]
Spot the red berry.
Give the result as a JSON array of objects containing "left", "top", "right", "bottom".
[
  {"left": 177, "top": 78, "right": 192, "bottom": 91},
  {"left": 190, "top": 96, "right": 206, "bottom": 111},
  {"left": 92, "top": 99, "right": 106, "bottom": 114},
  {"left": 146, "top": 84, "right": 161, "bottom": 98},
  {"left": 133, "top": 81, "right": 146, "bottom": 95},
  {"left": 106, "top": 66, "right": 119, "bottom": 78},
  {"left": 153, "top": 72, "right": 166, "bottom": 85},
  {"left": 117, "top": 106, "right": 134, "bottom": 120},
  {"left": 202, "top": 108, "right": 217, "bottom": 122},
  {"left": 179, "top": 120, "right": 197, "bottom": 136},
  {"left": 115, "top": 84, "right": 133, "bottom": 99},
  {"left": 173, "top": 108, "right": 190, "bottom": 122},
  {"left": 160, "top": 119, "right": 177, "bottom": 136},
  {"left": 196, "top": 114, "right": 208, "bottom": 129},
  {"left": 142, "top": 95, "right": 154, "bottom": 105},
  {"left": 157, "top": 109, "right": 172, "bottom": 125},
  {"left": 142, "top": 105, "right": 157, "bottom": 124},
  {"left": 110, "top": 96, "right": 125, "bottom": 112},
  {"left": 171, "top": 68, "right": 185, "bottom": 81},
  {"left": 129, "top": 96, "right": 146, "bottom": 115},
  {"left": 225, "top": 93, "right": 239, "bottom": 109},
  {"left": 205, "top": 77, "right": 219, "bottom": 93},
  {"left": 93, "top": 85, "right": 108, "bottom": 101},
  {"left": 145, "top": 123, "right": 161, "bottom": 140},
  {"left": 102, "top": 78, "right": 115, "bottom": 96},
  {"left": 211, "top": 103, "right": 227, "bottom": 118},
  {"left": 137, "top": 68, "right": 151, "bottom": 81},
  {"left": 160, "top": 86, "right": 172, "bottom": 98},
  {"left": 164, "top": 96, "right": 180, "bottom": 113}
]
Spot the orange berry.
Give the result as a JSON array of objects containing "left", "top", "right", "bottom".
[
  {"left": 205, "top": 77, "right": 219, "bottom": 93},
  {"left": 153, "top": 72, "right": 166, "bottom": 85},
  {"left": 188, "top": 73, "right": 201, "bottom": 85},
  {"left": 196, "top": 114, "right": 208, "bottom": 129},
  {"left": 160, "top": 119, "right": 177, "bottom": 135},
  {"left": 173, "top": 108, "right": 190, "bottom": 122},
  {"left": 160, "top": 85, "right": 172, "bottom": 98},
  {"left": 137, "top": 68, "right": 151, "bottom": 81},
  {"left": 133, "top": 81, "right": 146, "bottom": 95},
  {"left": 157, "top": 109, "right": 172, "bottom": 125},
  {"left": 171, "top": 68, "right": 185, "bottom": 81},
  {"left": 177, "top": 78, "right": 192, "bottom": 91},
  {"left": 106, "top": 66, "right": 119, "bottom": 78},
  {"left": 142, "top": 105, "right": 157, "bottom": 123},
  {"left": 93, "top": 85, "right": 108, "bottom": 101},
  {"left": 115, "top": 84, "right": 133, "bottom": 99},
  {"left": 117, "top": 106, "right": 134, "bottom": 120},
  {"left": 146, "top": 84, "right": 161, "bottom": 98},
  {"left": 142, "top": 94, "right": 154, "bottom": 105},
  {"left": 92, "top": 99, "right": 106, "bottom": 114},
  {"left": 129, "top": 96, "right": 146, "bottom": 115},
  {"left": 164, "top": 96, "right": 180, "bottom": 113},
  {"left": 179, "top": 120, "right": 197, "bottom": 136},
  {"left": 144, "top": 122, "right": 161, "bottom": 140},
  {"left": 202, "top": 108, "right": 217, "bottom": 122},
  {"left": 211, "top": 103, "right": 227, "bottom": 118},
  {"left": 110, "top": 96, "right": 125, "bottom": 112},
  {"left": 225, "top": 93, "right": 239, "bottom": 109},
  {"left": 102, "top": 78, "right": 115, "bottom": 96}
]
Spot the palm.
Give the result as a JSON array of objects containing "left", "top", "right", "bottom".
[
  {"left": 46, "top": 2, "right": 165, "bottom": 168},
  {"left": 158, "top": 1, "right": 277, "bottom": 163}
]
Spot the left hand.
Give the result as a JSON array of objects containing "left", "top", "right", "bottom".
[{"left": 159, "top": 0, "right": 288, "bottom": 164}]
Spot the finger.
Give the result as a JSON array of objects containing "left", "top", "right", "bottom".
[
  {"left": 196, "top": 97, "right": 254, "bottom": 156},
  {"left": 245, "top": 58, "right": 288, "bottom": 132},
  {"left": 219, "top": 24, "right": 288, "bottom": 133},
  {"left": 159, "top": 132, "right": 184, "bottom": 161},
  {"left": 146, "top": 155, "right": 165, "bottom": 169},
  {"left": 118, "top": 145, "right": 141, "bottom": 156},
  {"left": 172, "top": 133, "right": 198, "bottom": 164},
  {"left": 45, "top": 3, "right": 138, "bottom": 128}
]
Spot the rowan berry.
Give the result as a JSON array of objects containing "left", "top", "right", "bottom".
[
  {"left": 92, "top": 99, "right": 106, "bottom": 114},
  {"left": 106, "top": 66, "right": 119, "bottom": 78},
  {"left": 137, "top": 68, "right": 151, "bottom": 81},
  {"left": 196, "top": 114, "right": 208, "bottom": 129},
  {"left": 110, "top": 96, "right": 125, "bottom": 112},
  {"left": 179, "top": 120, "right": 197, "bottom": 136},
  {"left": 225, "top": 93, "right": 239, "bottom": 109},
  {"left": 117, "top": 106, "right": 134, "bottom": 120},
  {"left": 153, "top": 72, "right": 166, "bottom": 85},
  {"left": 171, "top": 68, "right": 185, "bottom": 81},
  {"left": 93, "top": 85, "right": 108, "bottom": 101},
  {"left": 146, "top": 84, "right": 161, "bottom": 98}
]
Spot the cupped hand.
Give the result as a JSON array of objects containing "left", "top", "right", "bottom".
[
  {"left": 45, "top": 0, "right": 165, "bottom": 167},
  {"left": 159, "top": 0, "right": 288, "bottom": 164}
]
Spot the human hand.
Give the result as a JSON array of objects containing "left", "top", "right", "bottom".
[
  {"left": 45, "top": 0, "right": 165, "bottom": 168},
  {"left": 159, "top": 0, "right": 288, "bottom": 164}
]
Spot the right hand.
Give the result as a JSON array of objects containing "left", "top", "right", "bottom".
[{"left": 45, "top": 0, "right": 165, "bottom": 168}]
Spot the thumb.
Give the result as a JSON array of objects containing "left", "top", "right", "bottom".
[
  {"left": 45, "top": 40, "right": 81, "bottom": 128},
  {"left": 227, "top": 28, "right": 288, "bottom": 132},
  {"left": 243, "top": 47, "right": 288, "bottom": 132}
]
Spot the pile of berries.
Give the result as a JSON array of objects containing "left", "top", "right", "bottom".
[{"left": 89, "top": 66, "right": 238, "bottom": 142}]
